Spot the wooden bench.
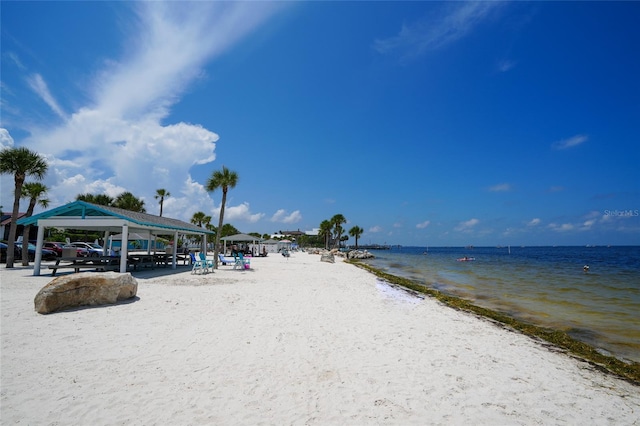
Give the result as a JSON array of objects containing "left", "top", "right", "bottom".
[
  {"left": 161, "top": 248, "right": 191, "bottom": 266},
  {"left": 127, "top": 254, "right": 155, "bottom": 270},
  {"left": 49, "top": 257, "right": 123, "bottom": 276}
]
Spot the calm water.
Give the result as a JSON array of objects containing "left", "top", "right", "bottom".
[{"left": 361, "top": 246, "right": 640, "bottom": 363}]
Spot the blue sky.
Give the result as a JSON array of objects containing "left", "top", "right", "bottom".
[{"left": 1, "top": 1, "right": 639, "bottom": 246}]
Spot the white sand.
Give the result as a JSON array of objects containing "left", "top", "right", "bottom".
[{"left": 1, "top": 252, "right": 638, "bottom": 425}]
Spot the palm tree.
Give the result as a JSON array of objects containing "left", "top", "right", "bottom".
[
  {"left": 348, "top": 225, "right": 364, "bottom": 250},
  {"left": 190, "top": 211, "right": 208, "bottom": 227},
  {"left": 113, "top": 192, "right": 146, "bottom": 212},
  {"left": 318, "top": 220, "right": 332, "bottom": 250},
  {"left": 76, "top": 193, "right": 115, "bottom": 206},
  {"left": 206, "top": 166, "right": 238, "bottom": 268},
  {"left": 220, "top": 223, "right": 239, "bottom": 238},
  {"left": 20, "top": 182, "right": 50, "bottom": 265},
  {"left": 330, "top": 214, "right": 347, "bottom": 249},
  {"left": 0, "top": 147, "right": 48, "bottom": 268},
  {"left": 154, "top": 188, "right": 170, "bottom": 217}
]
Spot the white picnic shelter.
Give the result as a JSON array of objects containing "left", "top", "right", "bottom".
[{"left": 17, "top": 201, "right": 214, "bottom": 275}]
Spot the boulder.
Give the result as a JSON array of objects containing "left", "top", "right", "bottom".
[
  {"left": 34, "top": 272, "right": 138, "bottom": 314},
  {"left": 347, "top": 250, "right": 375, "bottom": 260},
  {"left": 320, "top": 252, "right": 335, "bottom": 263}
]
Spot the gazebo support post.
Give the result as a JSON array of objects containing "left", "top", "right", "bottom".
[
  {"left": 33, "top": 225, "right": 46, "bottom": 276},
  {"left": 119, "top": 225, "right": 129, "bottom": 273}
]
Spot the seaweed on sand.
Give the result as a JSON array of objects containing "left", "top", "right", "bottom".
[{"left": 348, "top": 260, "right": 640, "bottom": 385}]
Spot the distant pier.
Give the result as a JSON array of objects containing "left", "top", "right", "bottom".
[{"left": 350, "top": 244, "right": 391, "bottom": 250}]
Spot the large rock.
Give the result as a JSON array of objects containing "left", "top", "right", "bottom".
[
  {"left": 320, "top": 252, "right": 335, "bottom": 263},
  {"left": 34, "top": 272, "right": 138, "bottom": 314},
  {"left": 347, "top": 250, "right": 375, "bottom": 260}
]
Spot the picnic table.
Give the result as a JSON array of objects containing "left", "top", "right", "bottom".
[
  {"left": 49, "top": 251, "right": 194, "bottom": 276},
  {"left": 128, "top": 252, "right": 190, "bottom": 268},
  {"left": 49, "top": 256, "right": 121, "bottom": 276},
  {"left": 127, "top": 254, "right": 156, "bottom": 270}
]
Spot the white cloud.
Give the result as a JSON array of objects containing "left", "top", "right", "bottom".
[
  {"left": 97, "top": 2, "right": 282, "bottom": 121},
  {"left": 455, "top": 218, "right": 479, "bottom": 232},
  {"left": 26, "top": 73, "right": 67, "bottom": 120},
  {"left": 488, "top": 183, "right": 512, "bottom": 192},
  {"left": 369, "top": 225, "right": 382, "bottom": 233},
  {"left": 393, "top": 222, "right": 403, "bottom": 228},
  {"left": 7, "top": 52, "right": 26, "bottom": 71},
  {"left": 416, "top": 220, "right": 430, "bottom": 229},
  {"left": 527, "top": 218, "right": 541, "bottom": 227},
  {"left": 2, "top": 2, "right": 283, "bottom": 224},
  {"left": 225, "top": 202, "right": 265, "bottom": 224},
  {"left": 552, "top": 134, "right": 588, "bottom": 150},
  {"left": 270, "top": 209, "right": 302, "bottom": 224},
  {"left": 373, "top": 2, "right": 503, "bottom": 60},
  {"left": 497, "top": 59, "right": 516, "bottom": 72},
  {"left": 548, "top": 222, "right": 574, "bottom": 232},
  {"left": 0, "top": 128, "right": 14, "bottom": 149}
]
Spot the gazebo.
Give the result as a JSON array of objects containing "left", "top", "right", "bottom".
[
  {"left": 220, "top": 233, "right": 263, "bottom": 255},
  {"left": 17, "top": 201, "right": 215, "bottom": 275},
  {"left": 108, "top": 231, "right": 159, "bottom": 252}
]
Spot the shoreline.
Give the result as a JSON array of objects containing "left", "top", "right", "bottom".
[
  {"left": 2, "top": 253, "right": 639, "bottom": 424},
  {"left": 363, "top": 245, "right": 640, "bottom": 366},
  {"left": 352, "top": 261, "right": 640, "bottom": 384}
]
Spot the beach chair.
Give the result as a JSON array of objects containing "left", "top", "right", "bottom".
[
  {"left": 199, "top": 252, "right": 214, "bottom": 271},
  {"left": 218, "top": 253, "right": 237, "bottom": 266},
  {"left": 234, "top": 253, "right": 250, "bottom": 270},
  {"left": 190, "top": 253, "right": 207, "bottom": 274}
]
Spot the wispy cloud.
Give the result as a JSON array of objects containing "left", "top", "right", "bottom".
[
  {"left": 9, "top": 2, "right": 282, "bottom": 222},
  {"left": 26, "top": 73, "right": 66, "bottom": 120},
  {"left": 552, "top": 134, "right": 588, "bottom": 150},
  {"left": 369, "top": 225, "right": 382, "bottom": 233},
  {"left": 527, "top": 218, "right": 541, "bottom": 227},
  {"left": 7, "top": 52, "right": 26, "bottom": 71},
  {"left": 455, "top": 218, "right": 479, "bottom": 232},
  {"left": 497, "top": 59, "right": 516, "bottom": 72},
  {"left": 548, "top": 222, "right": 574, "bottom": 232},
  {"left": 488, "top": 183, "right": 512, "bottom": 192},
  {"left": 373, "top": 2, "right": 503, "bottom": 61},
  {"left": 97, "top": 2, "right": 282, "bottom": 121},
  {"left": 416, "top": 220, "right": 430, "bottom": 229},
  {"left": 271, "top": 209, "right": 302, "bottom": 224}
]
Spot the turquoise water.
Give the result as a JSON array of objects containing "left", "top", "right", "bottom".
[{"left": 361, "top": 246, "right": 640, "bottom": 363}]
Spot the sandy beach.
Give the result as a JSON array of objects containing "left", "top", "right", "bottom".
[{"left": 1, "top": 252, "right": 638, "bottom": 425}]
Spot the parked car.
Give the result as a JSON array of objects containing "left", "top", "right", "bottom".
[
  {"left": 44, "top": 242, "right": 89, "bottom": 257},
  {"left": 14, "top": 242, "right": 58, "bottom": 261},
  {"left": 67, "top": 242, "right": 105, "bottom": 257},
  {"left": 43, "top": 241, "right": 64, "bottom": 256},
  {"left": 0, "top": 242, "right": 7, "bottom": 263}
]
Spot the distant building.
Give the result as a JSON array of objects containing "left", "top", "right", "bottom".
[
  {"left": 271, "top": 229, "right": 307, "bottom": 239},
  {"left": 1, "top": 212, "right": 28, "bottom": 241}
]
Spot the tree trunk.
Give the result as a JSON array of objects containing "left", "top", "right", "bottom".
[
  {"left": 21, "top": 199, "right": 37, "bottom": 266},
  {"left": 213, "top": 190, "right": 227, "bottom": 269},
  {"left": 5, "top": 176, "right": 24, "bottom": 268},
  {"left": 21, "top": 225, "right": 30, "bottom": 266}
]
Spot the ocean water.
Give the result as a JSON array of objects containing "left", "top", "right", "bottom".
[{"left": 360, "top": 246, "right": 640, "bottom": 363}]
